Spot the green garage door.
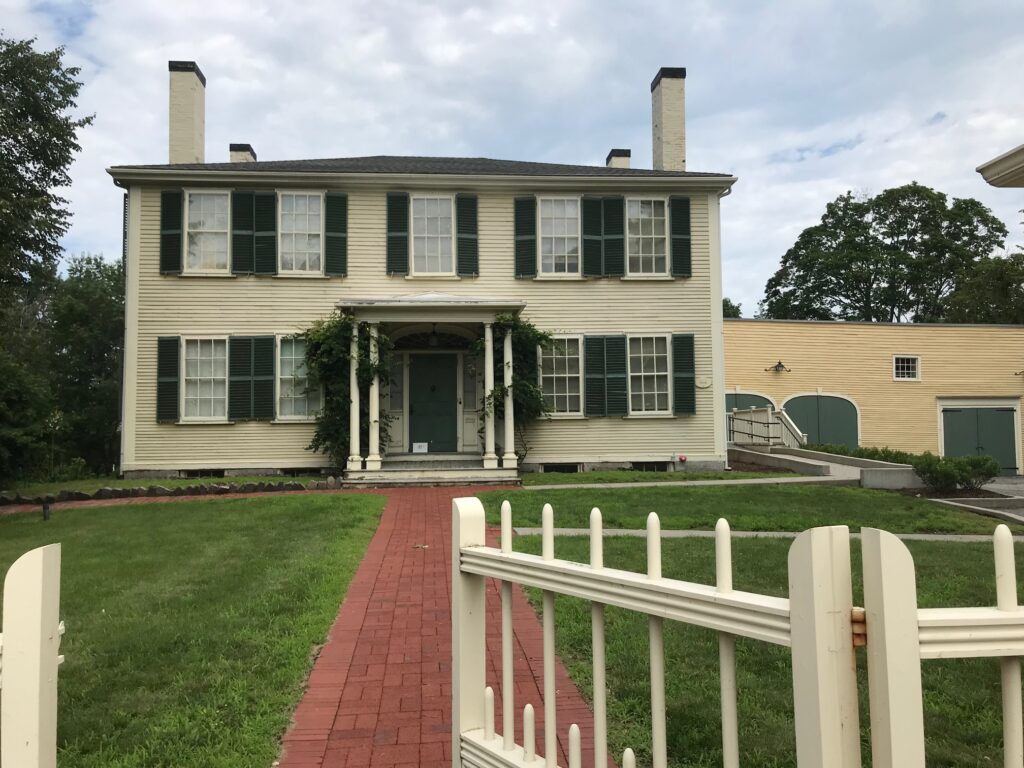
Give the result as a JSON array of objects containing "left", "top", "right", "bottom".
[
  {"left": 942, "top": 407, "right": 1018, "bottom": 476},
  {"left": 726, "top": 393, "right": 774, "bottom": 412},
  {"left": 785, "top": 395, "right": 859, "bottom": 449}
]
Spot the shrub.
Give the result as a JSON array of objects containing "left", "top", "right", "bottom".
[
  {"left": 911, "top": 452, "right": 961, "bottom": 494},
  {"left": 956, "top": 455, "right": 1000, "bottom": 491}
]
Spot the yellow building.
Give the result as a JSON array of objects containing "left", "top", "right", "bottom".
[{"left": 724, "top": 319, "right": 1024, "bottom": 475}]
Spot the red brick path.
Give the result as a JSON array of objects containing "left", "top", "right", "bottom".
[{"left": 278, "top": 486, "right": 603, "bottom": 768}]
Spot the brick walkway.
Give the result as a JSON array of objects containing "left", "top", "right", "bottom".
[{"left": 278, "top": 486, "right": 602, "bottom": 768}]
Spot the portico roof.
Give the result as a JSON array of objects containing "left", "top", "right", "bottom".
[
  {"left": 336, "top": 292, "right": 526, "bottom": 322},
  {"left": 977, "top": 143, "right": 1024, "bottom": 187}
]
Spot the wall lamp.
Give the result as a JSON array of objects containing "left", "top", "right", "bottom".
[{"left": 765, "top": 360, "right": 791, "bottom": 373}]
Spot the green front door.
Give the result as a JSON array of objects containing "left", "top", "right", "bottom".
[
  {"left": 409, "top": 354, "right": 458, "bottom": 453},
  {"left": 942, "top": 407, "right": 1018, "bottom": 476}
]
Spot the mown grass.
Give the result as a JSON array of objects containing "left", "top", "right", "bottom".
[
  {"left": 514, "top": 534, "right": 1020, "bottom": 767},
  {"left": 520, "top": 469, "right": 791, "bottom": 486},
  {"left": 0, "top": 494, "right": 382, "bottom": 768},
  {"left": 4, "top": 475, "right": 322, "bottom": 498},
  {"left": 478, "top": 484, "right": 1020, "bottom": 534}
]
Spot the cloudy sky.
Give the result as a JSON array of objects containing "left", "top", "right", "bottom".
[{"left": 5, "top": 0, "right": 1023, "bottom": 313}]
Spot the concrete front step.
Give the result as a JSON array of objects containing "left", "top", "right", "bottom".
[{"left": 344, "top": 467, "right": 519, "bottom": 487}]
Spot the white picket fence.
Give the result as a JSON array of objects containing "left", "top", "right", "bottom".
[
  {"left": 452, "top": 497, "right": 1024, "bottom": 767},
  {"left": 0, "top": 544, "right": 64, "bottom": 768}
]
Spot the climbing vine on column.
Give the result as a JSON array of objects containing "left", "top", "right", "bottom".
[{"left": 303, "top": 312, "right": 393, "bottom": 469}]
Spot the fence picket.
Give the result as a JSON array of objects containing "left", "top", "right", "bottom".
[
  {"left": 524, "top": 703, "right": 536, "bottom": 762},
  {"left": 994, "top": 525, "right": 1024, "bottom": 768},
  {"left": 716, "top": 518, "right": 740, "bottom": 768},
  {"left": 590, "top": 508, "right": 608, "bottom": 768},
  {"left": 484, "top": 686, "right": 495, "bottom": 740},
  {"left": 647, "top": 512, "right": 668, "bottom": 768},
  {"left": 501, "top": 500, "right": 515, "bottom": 751},
  {"left": 542, "top": 503, "right": 557, "bottom": 768},
  {"left": 569, "top": 723, "right": 581, "bottom": 768},
  {"left": 622, "top": 748, "right": 636, "bottom": 768}
]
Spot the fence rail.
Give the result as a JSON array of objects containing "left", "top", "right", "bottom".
[
  {"left": 727, "top": 406, "right": 807, "bottom": 448},
  {"left": 1, "top": 543, "right": 64, "bottom": 768}
]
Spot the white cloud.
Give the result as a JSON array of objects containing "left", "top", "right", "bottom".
[{"left": 4, "top": 0, "right": 1023, "bottom": 314}]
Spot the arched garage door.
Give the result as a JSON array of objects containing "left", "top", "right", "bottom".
[
  {"left": 726, "top": 393, "right": 774, "bottom": 412},
  {"left": 785, "top": 395, "right": 859, "bottom": 449}
]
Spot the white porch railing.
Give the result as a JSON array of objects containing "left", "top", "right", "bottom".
[
  {"left": 452, "top": 497, "right": 860, "bottom": 767},
  {"left": 1, "top": 543, "right": 64, "bottom": 768},
  {"left": 728, "top": 406, "right": 807, "bottom": 448}
]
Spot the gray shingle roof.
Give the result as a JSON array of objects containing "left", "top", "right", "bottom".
[{"left": 110, "top": 155, "right": 731, "bottom": 178}]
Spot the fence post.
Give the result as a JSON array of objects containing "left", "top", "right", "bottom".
[
  {"left": 861, "top": 528, "right": 926, "bottom": 768},
  {"left": 452, "top": 498, "right": 487, "bottom": 768},
  {"left": 1, "top": 543, "right": 63, "bottom": 768},
  {"left": 788, "top": 526, "right": 862, "bottom": 768}
]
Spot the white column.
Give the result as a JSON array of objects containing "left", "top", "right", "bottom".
[
  {"left": 365, "top": 323, "right": 382, "bottom": 471},
  {"left": 483, "top": 322, "right": 498, "bottom": 469},
  {"left": 502, "top": 330, "right": 517, "bottom": 468},
  {"left": 346, "top": 322, "right": 362, "bottom": 471}
]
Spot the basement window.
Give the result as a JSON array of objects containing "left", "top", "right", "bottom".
[{"left": 893, "top": 355, "right": 920, "bottom": 381}]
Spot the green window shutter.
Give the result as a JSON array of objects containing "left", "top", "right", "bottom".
[
  {"left": 456, "top": 194, "right": 479, "bottom": 277},
  {"left": 672, "top": 333, "right": 696, "bottom": 414},
  {"left": 253, "top": 192, "right": 277, "bottom": 275},
  {"left": 159, "top": 191, "right": 183, "bottom": 274},
  {"left": 584, "top": 336, "right": 607, "bottom": 416},
  {"left": 231, "top": 191, "right": 255, "bottom": 273},
  {"left": 325, "top": 193, "right": 348, "bottom": 276},
  {"left": 156, "top": 336, "right": 180, "bottom": 422},
  {"left": 386, "top": 192, "right": 409, "bottom": 275},
  {"left": 514, "top": 196, "right": 536, "bottom": 278},
  {"left": 582, "top": 197, "right": 603, "bottom": 277},
  {"left": 252, "top": 337, "right": 276, "bottom": 421},
  {"left": 669, "top": 196, "right": 692, "bottom": 278},
  {"left": 604, "top": 335, "right": 628, "bottom": 415},
  {"left": 228, "top": 337, "right": 253, "bottom": 421},
  {"left": 602, "top": 196, "right": 625, "bottom": 277}
]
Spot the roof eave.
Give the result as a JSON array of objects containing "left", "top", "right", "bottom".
[
  {"left": 105, "top": 167, "right": 738, "bottom": 190},
  {"left": 976, "top": 143, "right": 1024, "bottom": 188}
]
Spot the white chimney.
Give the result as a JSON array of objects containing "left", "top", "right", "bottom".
[
  {"left": 168, "top": 61, "right": 206, "bottom": 164},
  {"left": 230, "top": 143, "right": 257, "bottom": 163},
  {"left": 651, "top": 67, "right": 686, "bottom": 171},
  {"left": 605, "top": 148, "right": 631, "bottom": 169}
]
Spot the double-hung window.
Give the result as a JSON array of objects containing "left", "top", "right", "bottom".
[
  {"left": 279, "top": 192, "right": 323, "bottom": 273},
  {"left": 626, "top": 198, "right": 668, "bottom": 275},
  {"left": 540, "top": 337, "right": 583, "bottom": 415},
  {"left": 411, "top": 196, "right": 454, "bottom": 275},
  {"left": 183, "top": 338, "right": 228, "bottom": 419},
  {"left": 185, "top": 191, "right": 230, "bottom": 273},
  {"left": 539, "top": 198, "right": 580, "bottom": 274},
  {"left": 628, "top": 335, "right": 670, "bottom": 413},
  {"left": 278, "top": 337, "right": 321, "bottom": 419},
  {"left": 893, "top": 355, "right": 920, "bottom": 381}
]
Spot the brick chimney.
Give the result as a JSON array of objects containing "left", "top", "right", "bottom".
[
  {"left": 605, "top": 148, "right": 631, "bottom": 169},
  {"left": 168, "top": 61, "right": 205, "bottom": 164},
  {"left": 229, "top": 143, "right": 257, "bottom": 163},
  {"left": 651, "top": 67, "right": 685, "bottom": 171}
]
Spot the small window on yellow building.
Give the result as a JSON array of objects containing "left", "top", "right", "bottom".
[{"left": 893, "top": 355, "right": 920, "bottom": 381}]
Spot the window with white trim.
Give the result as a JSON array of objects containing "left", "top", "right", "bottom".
[
  {"left": 185, "top": 192, "right": 230, "bottom": 272},
  {"left": 628, "top": 335, "right": 670, "bottom": 413},
  {"left": 411, "top": 196, "right": 454, "bottom": 274},
  {"left": 626, "top": 199, "right": 668, "bottom": 275},
  {"left": 279, "top": 193, "right": 323, "bottom": 273},
  {"left": 540, "top": 337, "right": 582, "bottom": 414},
  {"left": 893, "top": 355, "right": 920, "bottom": 380},
  {"left": 539, "top": 198, "right": 580, "bottom": 274},
  {"left": 183, "top": 338, "right": 227, "bottom": 419},
  {"left": 279, "top": 338, "right": 321, "bottom": 418}
]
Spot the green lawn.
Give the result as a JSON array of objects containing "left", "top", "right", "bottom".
[
  {"left": 0, "top": 494, "right": 382, "bottom": 768},
  {"left": 478, "top": 484, "right": 1019, "bottom": 534},
  {"left": 520, "top": 469, "right": 791, "bottom": 486},
  {"left": 4, "top": 475, "right": 322, "bottom": 498},
  {"left": 514, "top": 534, "right": 1020, "bottom": 766}
]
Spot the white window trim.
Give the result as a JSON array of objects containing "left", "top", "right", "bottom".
[
  {"left": 892, "top": 354, "right": 922, "bottom": 381},
  {"left": 536, "top": 196, "right": 583, "bottom": 278},
  {"left": 274, "top": 334, "right": 322, "bottom": 422},
  {"left": 537, "top": 334, "right": 585, "bottom": 418},
  {"left": 277, "top": 190, "right": 326, "bottom": 277},
  {"left": 626, "top": 332, "right": 673, "bottom": 416},
  {"left": 179, "top": 334, "right": 230, "bottom": 423},
  {"left": 625, "top": 196, "right": 670, "bottom": 277},
  {"left": 409, "top": 193, "right": 457, "bottom": 277},
  {"left": 182, "top": 189, "right": 232, "bottom": 276}
]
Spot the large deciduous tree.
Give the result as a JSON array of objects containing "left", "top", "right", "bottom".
[
  {"left": 758, "top": 183, "right": 1007, "bottom": 322},
  {"left": 945, "top": 253, "right": 1024, "bottom": 325}
]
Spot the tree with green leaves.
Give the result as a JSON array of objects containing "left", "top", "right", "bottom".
[
  {"left": 758, "top": 183, "right": 1008, "bottom": 322},
  {"left": 723, "top": 297, "right": 742, "bottom": 318},
  {"left": 946, "top": 253, "right": 1024, "bottom": 325}
]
